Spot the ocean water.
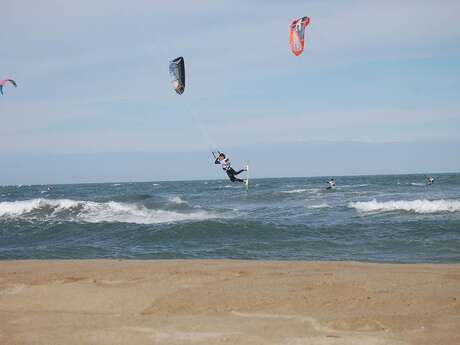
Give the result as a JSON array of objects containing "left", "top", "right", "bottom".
[{"left": 1, "top": 174, "right": 459, "bottom": 263}]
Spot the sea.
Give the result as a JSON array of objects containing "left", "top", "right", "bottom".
[{"left": 1, "top": 173, "right": 459, "bottom": 263}]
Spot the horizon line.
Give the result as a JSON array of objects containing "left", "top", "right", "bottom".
[{"left": 1, "top": 171, "right": 458, "bottom": 188}]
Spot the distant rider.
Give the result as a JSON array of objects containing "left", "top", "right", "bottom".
[
  {"left": 214, "top": 152, "right": 247, "bottom": 183},
  {"left": 327, "top": 179, "right": 336, "bottom": 189},
  {"left": 426, "top": 176, "right": 435, "bottom": 185}
]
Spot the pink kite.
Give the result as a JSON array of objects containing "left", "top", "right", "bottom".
[{"left": 289, "top": 16, "right": 310, "bottom": 56}]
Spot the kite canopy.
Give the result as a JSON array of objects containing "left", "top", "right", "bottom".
[
  {"left": 289, "top": 16, "right": 310, "bottom": 56},
  {"left": 169, "top": 57, "right": 185, "bottom": 95},
  {"left": 0, "top": 78, "right": 17, "bottom": 95}
]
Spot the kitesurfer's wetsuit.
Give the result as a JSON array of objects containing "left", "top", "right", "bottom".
[{"left": 214, "top": 157, "right": 245, "bottom": 183}]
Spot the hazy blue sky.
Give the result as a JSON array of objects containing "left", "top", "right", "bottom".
[{"left": 1, "top": 0, "right": 459, "bottom": 184}]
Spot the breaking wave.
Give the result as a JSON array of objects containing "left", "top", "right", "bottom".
[
  {"left": 349, "top": 199, "right": 460, "bottom": 214},
  {"left": 0, "top": 198, "right": 216, "bottom": 224},
  {"left": 168, "top": 196, "right": 187, "bottom": 205}
]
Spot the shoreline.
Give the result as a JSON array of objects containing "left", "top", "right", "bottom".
[{"left": 1, "top": 260, "right": 459, "bottom": 344}]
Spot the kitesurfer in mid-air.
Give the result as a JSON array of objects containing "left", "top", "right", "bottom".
[{"left": 214, "top": 152, "right": 247, "bottom": 183}]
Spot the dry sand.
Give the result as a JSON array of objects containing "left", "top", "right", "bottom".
[{"left": 0, "top": 260, "right": 459, "bottom": 345}]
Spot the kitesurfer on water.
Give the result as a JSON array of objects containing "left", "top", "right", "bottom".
[
  {"left": 214, "top": 153, "right": 247, "bottom": 183},
  {"left": 427, "top": 176, "right": 435, "bottom": 185},
  {"left": 327, "top": 179, "right": 336, "bottom": 189}
]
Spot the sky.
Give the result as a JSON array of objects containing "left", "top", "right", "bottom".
[{"left": 1, "top": 0, "right": 460, "bottom": 184}]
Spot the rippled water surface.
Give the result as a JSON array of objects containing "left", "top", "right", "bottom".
[{"left": 1, "top": 173, "right": 459, "bottom": 262}]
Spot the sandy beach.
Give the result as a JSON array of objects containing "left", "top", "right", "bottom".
[{"left": 0, "top": 260, "right": 459, "bottom": 345}]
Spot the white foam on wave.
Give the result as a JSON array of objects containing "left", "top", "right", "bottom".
[
  {"left": 0, "top": 198, "right": 216, "bottom": 224},
  {"left": 80, "top": 201, "right": 212, "bottom": 224},
  {"left": 282, "top": 189, "right": 307, "bottom": 194},
  {"left": 168, "top": 196, "right": 187, "bottom": 205},
  {"left": 0, "top": 199, "right": 81, "bottom": 217},
  {"left": 0, "top": 199, "right": 50, "bottom": 216},
  {"left": 340, "top": 184, "right": 369, "bottom": 188},
  {"left": 349, "top": 199, "right": 460, "bottom": 214},
  {"left": 282, "top": 188, "right": 321, "bottom": 195},
  {"left": 410, "top": 182, "right": 426, "bottom": 186},
  {"left": 308, "top": 203, "right": 330, "bottom": 209}
]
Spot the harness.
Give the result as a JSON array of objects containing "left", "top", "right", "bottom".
[{"left": 220, "top": 158, "right": 231, "bottom": 171}]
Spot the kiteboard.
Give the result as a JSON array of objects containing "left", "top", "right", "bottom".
[{"left": 245, "top": 162, "right": 250, "bottom": 190}]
